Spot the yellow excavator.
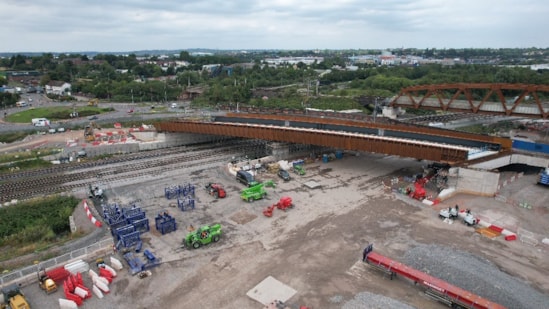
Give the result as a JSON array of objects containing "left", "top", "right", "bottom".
[
  {"left": 84, "top": 121, "right": 100, "bottom": 142},
  {"left": 37, "top": 268, "right": 57, "bottom": 294},
  {"left": 88, "top": 98, "right": 99, "bottom": 106},
  {"left": 1, "top": 284, "right": 31, "bottom": 309}
]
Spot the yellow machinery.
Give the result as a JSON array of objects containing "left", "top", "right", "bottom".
[
  {"left": 37, "top": 268, "right": 57, "bottom": 294},
  {"left": 88, "top": 98, "right": 99, "bottom": 106},
  {"left": 1, "top": 284, "right": 31, "bottom": 309},
  {"left": 84, "top": 121, "right": 100, "bottom": 142}
]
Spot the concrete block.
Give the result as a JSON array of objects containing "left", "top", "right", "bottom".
[{"left": 246, "top": 276, "right": 296, "bottom": 306}]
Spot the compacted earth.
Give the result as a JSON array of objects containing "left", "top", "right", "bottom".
[{"left": 12, "top": 152, "right": 549, "bottom": 309}]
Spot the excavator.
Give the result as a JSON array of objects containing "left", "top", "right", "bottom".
[
  {"left": 88, "top": 98, "right": 99, "bottom": 106},
  {"left": 37, "top": 268, "right": 57, "bottom": 294},
  {"left": 1, "top": 284, "right": 31, "bottom": 309},
  {"left": 84, "top": 121, "right": 100, "bottom": 142}
]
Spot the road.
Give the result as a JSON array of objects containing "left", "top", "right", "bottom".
[{"left": 0, "top": 94, "right": 202, "bottom": 133}]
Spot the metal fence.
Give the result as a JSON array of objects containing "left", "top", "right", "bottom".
[{"left": 0, "top": 238, "right": 113, "bottom": 287}]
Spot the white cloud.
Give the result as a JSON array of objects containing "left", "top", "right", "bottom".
[{"left": 1, "top": 0, "right": 547, "bottom": 52}]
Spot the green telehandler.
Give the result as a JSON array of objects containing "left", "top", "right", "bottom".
[
  {"left": 184, "top": 224, "right": 222, "bottom": 249},
  {"left": 240, "top": 180, "right": 275, "bottom": 202}
]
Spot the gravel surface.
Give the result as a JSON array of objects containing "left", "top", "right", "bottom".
[
  {"left": 342, "top": 291, "right": 416, "bottom": 309},
  {"left": 402, "top": 244, "right": 549, "bottom": 309}
]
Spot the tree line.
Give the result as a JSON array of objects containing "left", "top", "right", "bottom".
[{"left": 1, "top": 49, "right": 548, "bottom": 111}]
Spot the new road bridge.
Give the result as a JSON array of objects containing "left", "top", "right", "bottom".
[{"left": 156, "top": 113, "right": 512, "bottom": 165}]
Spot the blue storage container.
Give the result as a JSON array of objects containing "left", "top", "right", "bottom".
[{"left": 322, "top": 154, "right": 329, "bottom": 163}]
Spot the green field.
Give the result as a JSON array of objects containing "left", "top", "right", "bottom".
[{"left": 5, "top": 106, "right": 112, "bottom": 124}]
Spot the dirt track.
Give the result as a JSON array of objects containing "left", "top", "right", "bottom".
[{"left": 18, "top": 153, "right": 549, "bottom": 309}]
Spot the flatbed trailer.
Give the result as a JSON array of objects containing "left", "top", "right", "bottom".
[{"left": 362, "top": 244, "right": 506, "bottom": 309}]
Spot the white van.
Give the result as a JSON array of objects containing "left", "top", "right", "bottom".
[
  {"left": 32, "top": 118, "right": 48, "bottom": 125},
  {"left": 16, "top": 101, "right": 28, "bottom": 107},
  {"left": 33, "top": 119, "right": 50, "bottom": 127}
]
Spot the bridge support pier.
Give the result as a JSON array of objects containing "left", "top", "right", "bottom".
[{"left": 268, "top": 142, "right": 291, "bottom": 160}]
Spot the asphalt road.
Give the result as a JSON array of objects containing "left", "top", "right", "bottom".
[{"left": 0, "top": 94, "right": 208, "bottom": 133}]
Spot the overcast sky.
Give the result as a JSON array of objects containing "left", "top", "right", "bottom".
[{"left": 2, "top": 0, "right": 548, "bottom": 53}]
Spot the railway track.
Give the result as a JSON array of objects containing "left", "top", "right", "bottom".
[{"left": 0, "top": 139, "right": 267, "bottom": 202}]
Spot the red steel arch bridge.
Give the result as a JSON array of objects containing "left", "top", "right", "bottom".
[{"left": 389, "top": 83, "right": 549, "bottom": 119}]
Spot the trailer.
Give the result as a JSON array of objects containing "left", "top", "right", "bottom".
[{"left": 362, "top": 244, "right": 506, "bottom": 309}]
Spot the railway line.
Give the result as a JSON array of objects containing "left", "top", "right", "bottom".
[{"left": 0, "top": 139, "right": 267, "bottom": 202}]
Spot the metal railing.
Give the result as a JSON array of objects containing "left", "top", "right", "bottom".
[{"left": 0, "top": 238, "right": 113, "bottom": 287}]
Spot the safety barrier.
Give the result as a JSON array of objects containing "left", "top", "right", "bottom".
[
  {"left": 83, "top": 200, "right": 102, "bottom": 228},
  {"left": 0, "top": 238, "right": 113, "bottom": 286}
]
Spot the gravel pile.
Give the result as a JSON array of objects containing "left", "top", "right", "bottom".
[
  {"left": 402, "top": 244, "right": 549, "bottom": 309},
  {"left": 342, "top": 291, "right": 416, "bottom": 309}
]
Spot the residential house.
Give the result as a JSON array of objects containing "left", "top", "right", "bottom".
[{"left": 45, "top": 81, "right": 71, "bottom": 96}]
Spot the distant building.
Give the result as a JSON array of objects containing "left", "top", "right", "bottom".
[{"left": 45, "top": 81, "right": 71, "bottom": 95}]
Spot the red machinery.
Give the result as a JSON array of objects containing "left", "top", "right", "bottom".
[
  {"left": 362, "top": 244, "right": 506, "bottom": 309},
  {"left": 205, "top": 183, "right": 226, "bottom": 198},
  {"left": 263, "top": 196, "right": 294, "bottom": 217}
]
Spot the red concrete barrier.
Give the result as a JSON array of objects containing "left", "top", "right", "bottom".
[
  {"left": 505, "top": 234, "right": 517, "bottom": 241},
  {"left": 488, "top": 225, "right": 504, "bottom": 233}
]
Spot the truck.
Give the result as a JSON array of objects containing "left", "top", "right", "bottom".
[
  {"left": 184, "top": 224, "right": 222, "bottom": 249},
  {"left": 1, "top": 284, "right": 31, "bottom": 309}
]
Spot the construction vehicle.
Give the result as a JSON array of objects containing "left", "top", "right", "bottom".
[
  {"left": 184, "top": 224, "right": 222, "bottom": 249},
  {"left": 205, "top": 183, "right": 226, "bottom": 198},
  {"left": 84, "top": 121, "right": 101, "bottom": 142},
  {"left": 240, "top": 180, "right": 275, "bottom": 202},
  {"left": 463, "top": 209, "right": 478, "bottom": 226},
  {"left": 439, "top": 205, "right": 459, "bottom": 219},
  {"left": 89, "top": 184, "right": 104, "bottom": 199},
  {"left": 37, "top": 268, "right": 57, "bottom": 294},
  {"left": 362, "top": 244, "right": 505, "bottom": 309},
  {"left": 263, "top": 196, "right": 294, "bottom": 217},
  {"left": 88, "top": 98, "right": 99, "bottom": 106},
  {"left": 1, "top": 284, "right": 31, "bottom": 309},
  {"left": 293, "top": 163, "right": 305, "bottom": 175}
]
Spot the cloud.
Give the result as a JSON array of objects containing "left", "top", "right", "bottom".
[{"left": 1, "top": 0, "right": 547, "bottom": 52}]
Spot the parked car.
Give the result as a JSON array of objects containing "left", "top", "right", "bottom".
[
  {"left": 277, "top": 169, "right": 291, "bottom": 181},
  {"left": 88, "top": 115, "right": 98, "bottom": 120}
]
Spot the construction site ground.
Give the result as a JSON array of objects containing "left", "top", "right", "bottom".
[{"left": 12, "top": 152, "right": 549, "bottom": 308}]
